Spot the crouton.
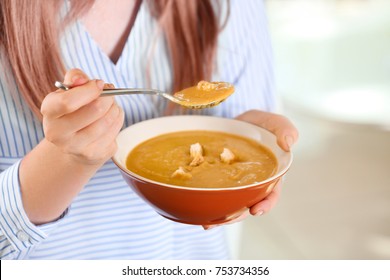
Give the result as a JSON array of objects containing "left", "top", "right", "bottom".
[
  {"left": 220, "top": 148, "right": 235, "bottom": 164},
  {"left": 189, "top": 143, "right": 204, "bottom": 166},
  {"left": 197, "top": 81, "right": 217, "bottom": 91},
  {"left": 171, "top": 167, "right": 192, "bottom": 179}
]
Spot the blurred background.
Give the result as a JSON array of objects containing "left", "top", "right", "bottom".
[{"left": 237, "top": 0, "right": 390, "bottom": 259}]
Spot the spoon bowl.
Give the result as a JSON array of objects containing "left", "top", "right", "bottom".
[{"left": 54, "top": 81, "right": 234, "bottom": 109}]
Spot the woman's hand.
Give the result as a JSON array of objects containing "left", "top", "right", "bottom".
[
  {"left": 236, "top": 110, "right": 299, "bottom": 153},
  {"left": 40, "top": 68, "right": 124, "bottom": 166},
  {"left": 203, "top": 109, "right": 298, "bottom": 229},
  {"left": 20, "top": 69, "right": 125, "bottom": 224}
]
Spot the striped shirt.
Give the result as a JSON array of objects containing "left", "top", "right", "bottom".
[{"left": 0, "top": 0, "right": 275, "bottom": 259}]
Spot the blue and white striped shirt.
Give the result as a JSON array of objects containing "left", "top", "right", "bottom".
[{"left": 0, "top": 0, "right": 275, "bottom": 259}]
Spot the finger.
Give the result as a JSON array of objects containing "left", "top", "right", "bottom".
[
  {"left": 236, "top": 110, "right": 299, "bottom": 152},
  {"left": 63, "top": 69, "right": 114, "bottom": 90},
  {"left": 53, "top": 96, "right": 115, "bottom": 134},
  {"left": 79, "top": 108, "right": 124, "bottom": 164},
  {"left": 203, "top": 209, "right": 250, "bottom": 230},
  {"left": 41, "top": 79, "right": 104, "bottom": 118},
  {"left": 70, "top": 103, "right": 122, "bottom": 150},
  {"left": 63, "top": 68, "right": 90, "bottom": 87},
  {"left": 249, "top": 179, "right": 282, "bottom": 216}
]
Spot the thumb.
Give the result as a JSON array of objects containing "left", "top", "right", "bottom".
[{"left": 63, "top": 68, "right": 90, "bottom": 88}]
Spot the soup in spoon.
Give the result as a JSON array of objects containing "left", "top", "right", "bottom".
[{"left": 173, "top": 81, "right": 235, "bottom": 109}]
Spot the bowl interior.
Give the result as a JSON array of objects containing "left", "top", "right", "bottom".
[{"left": 113, "top": 115, "right": 292, "bottom": 188}]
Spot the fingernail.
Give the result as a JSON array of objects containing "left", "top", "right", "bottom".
[
  {"left": 71, "top": 75, "right": 87, "bottom": 84},
  {"left": 71, "top": 75, "right": 81, "bottom": 82},
  {"left": 203, "top": 225, "right": 217, "bottom": 230},
  {"left": 96, "top": 80, "right": 105, "bottom": 90},
  {"left": 255, "top": 210, "right": 264, "bottom": 216},
  {"left": 285, "top": 135, "right": 294, "bottom": 150},
  {"left": 105, "top": 83, "right": 115, "bottom": 89}
]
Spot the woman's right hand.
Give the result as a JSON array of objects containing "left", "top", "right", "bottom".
[{"left": 40, "top": 68, "right": 124, "bottom": 166}]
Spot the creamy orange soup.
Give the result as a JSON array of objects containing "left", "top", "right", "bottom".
[
  {"left": 126, "top": 131, "right": 278, "bottom": 188},
  {"left": 173, "top": 81, "right": 234, "bottom": 108}
]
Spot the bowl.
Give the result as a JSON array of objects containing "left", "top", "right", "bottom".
[{"left": 113, "top": 115, "right": 292, "bottom": 225}]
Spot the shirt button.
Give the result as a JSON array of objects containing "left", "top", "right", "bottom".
[{"left": 16, "top": 230, "right": 30, "bottom": 242}]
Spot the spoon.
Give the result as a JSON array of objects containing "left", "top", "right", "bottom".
[{"left": 54, "top": 80, "right": 234, "bottom": 109}]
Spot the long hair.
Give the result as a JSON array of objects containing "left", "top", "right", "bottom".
[{"left": 0, "top": 0, "right": 226, "bottom": 118}]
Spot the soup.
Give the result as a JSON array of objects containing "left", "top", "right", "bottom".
[
  {"left": 126, "top": 130, "right": 278, "bottom": 188},
  {"left": 173, "top": 81, "right": 235, "bottom": 108}
]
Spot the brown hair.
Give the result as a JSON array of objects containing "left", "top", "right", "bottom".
[{"left": 0, "top": 0, "right": 226, "bottom": 118}]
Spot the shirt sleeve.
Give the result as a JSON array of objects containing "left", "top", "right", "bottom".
[
  {"left": 215, "top": 0, "right": 279, "bottom": 118},
  {"left": 0, "top": 160, "right": 68, "bottom": 259}
]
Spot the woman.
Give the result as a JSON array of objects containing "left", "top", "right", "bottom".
[{"left": 0, "top": 0, "right": 298, "bottom": 259}]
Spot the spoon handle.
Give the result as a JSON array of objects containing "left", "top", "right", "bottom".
[
  {"left": 54, "top": 81, "right": 164, "bottom": 97},
  {"left": 100, "top": 88, "right": 162, "bottom": 96}
]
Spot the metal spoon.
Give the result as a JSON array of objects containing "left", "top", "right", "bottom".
[{"left": 54, "top": 81, "right": 234, "bottom": 109}]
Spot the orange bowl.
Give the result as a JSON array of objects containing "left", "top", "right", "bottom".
[{"left": 113, "top": 115, "right": 292, "bottom": 225}]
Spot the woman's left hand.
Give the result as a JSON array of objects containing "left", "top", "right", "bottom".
[{"left": 203, "top": 109, "right": 298, "bottom": 229}]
